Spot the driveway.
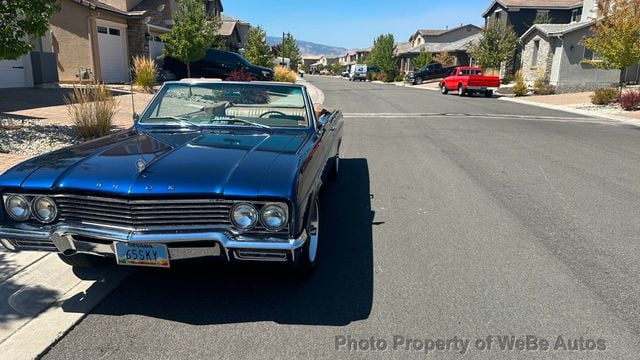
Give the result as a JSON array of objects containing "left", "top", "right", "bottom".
[{"left": 0, "top": 87, "right": 153, "bottom": 173}]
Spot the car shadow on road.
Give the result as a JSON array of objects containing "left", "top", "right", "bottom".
[{"left": 62, "top": 158, "right": 374, "bottom": 326}]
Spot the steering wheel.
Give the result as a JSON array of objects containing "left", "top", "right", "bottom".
[{"left": 258, "top": 111, "right": 288, "bottom": 118}]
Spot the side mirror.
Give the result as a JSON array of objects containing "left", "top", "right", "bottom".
[
  {"left": 133, "top": 113, "right": 139, "bottom": 122},
  {"left": 318, "top": 114, "right": 330, "bottom": 127}
]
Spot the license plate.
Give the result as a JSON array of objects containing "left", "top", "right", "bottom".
[{"left": 115, "top": 243, "right": 169, "bottom": 268}]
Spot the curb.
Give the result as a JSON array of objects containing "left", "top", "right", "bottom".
[
  {"left": 498, "top": 97, "right": 640, "bottom": 127},
  {"left": 296, "top": 77, "right": 325, "bottom": 105}
]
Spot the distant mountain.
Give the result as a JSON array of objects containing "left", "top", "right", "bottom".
[{"left": 266, "top": 36, "right": 347, "bottom": 56}]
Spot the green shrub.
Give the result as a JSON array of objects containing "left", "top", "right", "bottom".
[
  {"left": 512, "top": 70, "right": 528, "bottom": 97},
  {"left": 533, "top": 77, "right": 556, "bottom": 95},
  {"left": 394, "top": 72, "right": 405, "bottom": 82},
  {"left": 618, "top": 89, "right": 640, "bottom": 111},
  {"left": 65, "top": 83, "right": 118, "bottom": 139},
  {"left": 501, "top": 74, "right": 515, "bottom": 85},
  {"left": 591, "top": 88, "right": 619, "bottom": 105},
  {"left": 273, "top": 66, "right": 296, "bottom": 83},
  {"left": 132, "top": 56, "right": 157, "bottom": 93},
  {"left": 367, "top": 72, "right": 378, "bottom": 81}
]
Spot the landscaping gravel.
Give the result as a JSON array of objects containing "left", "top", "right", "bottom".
[
  {"left": 0, "top": 117, "right": 79, "bottom": 156},
  {"left": 571, "top": 103, "right": 624, "bottom": 113}
]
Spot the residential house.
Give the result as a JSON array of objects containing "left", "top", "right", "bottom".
[
  {"left": 302, "top": 55, "right": 321, "bottom": 72},
  {"left": 519, "top": 0, "right": 640, "bottom": 92},
  {"left": 339, "top": 51, "right": 357, "bottom": 66},
  {"left": 220, "top": 15, "right": 250, "bottom": 53},
  {"left": 0, "top": 32, "right": 58, "bottom": 89},
  {"left": 355, "top": 47, "right": 371, "bottom": 63},
  {"left": 397, "top": 24, "right": 482, "bottom": 73},
  {"left": 310, "top": 55, "right": 339, "bottom": 73},
  {"left": 482, "top": 0, "right": 584, "bottom": 75},
  {"left": 482, "top": 0, "right": 584, "bottom": 36},
  {"left": 46, "top": 0, "right": 223, "bottom": 84}
]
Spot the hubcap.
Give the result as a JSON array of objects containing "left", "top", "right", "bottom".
[
  {"left": 308, "top": 200, "right": 319, "bottom": 263},
  {"left": 441, "top": 86, "right": 445, "bottom": 93},
  {"left": 458, "top": 87, "right": 463, "bottom": 95}
]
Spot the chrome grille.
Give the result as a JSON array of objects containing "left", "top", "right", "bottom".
[{"left": 54, "top": 195, "right": 288, "bottom": 234}]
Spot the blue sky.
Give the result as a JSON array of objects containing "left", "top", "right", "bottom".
[{"left": 223, "top": 0, "right": 488, "bottom": 50}]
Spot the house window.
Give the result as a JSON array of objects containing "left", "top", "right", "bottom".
[
  {"left": 583, "top": 47, "right": 600, "bottom": 61},
  {"left": 532, "top": 40, "right": 540, "bottom": 67},
  {"left": 571, "top": 9, "right": 582, "bottom": 22},
  {"left": 109, "top": 28, "right": 121, "bottom": 36},
  {"left": 97, "top": 26, "right": 107, "bottom": 34}
]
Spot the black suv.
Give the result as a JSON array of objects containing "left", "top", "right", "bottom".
[
  {"left": 407, "top": 63, "right": 453, "bottom": 85},
  {"left": 162, "top": 49, "right": 274, "bottom": 81}
]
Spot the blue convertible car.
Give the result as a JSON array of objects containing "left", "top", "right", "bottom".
[{"left": 0, "top": 80, "right": 343, "bottom": 275}]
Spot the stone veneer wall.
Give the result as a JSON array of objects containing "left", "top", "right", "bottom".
[
  {"left": 521, "top": 33, "right": 554, "bottom": 85},
  {"left": 127, "top": 4, "right": 167, "bottom": 60}
]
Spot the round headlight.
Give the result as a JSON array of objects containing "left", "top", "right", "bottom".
[
  {"left": 260, "top": 204, "right": 288, "bottom": 231},
  {"left": 33, "top": 196, "right": 57, "bottom": 223},
  {"left": 231, "top": 203, "right": 258, "bottom": 230},
  {"left": 5, "top": 195, "right": 31, "bottom": 221}
]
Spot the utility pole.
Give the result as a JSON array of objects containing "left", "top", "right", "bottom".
[{"left": 282, "top": 32, "right": 286, "bottom": 67}]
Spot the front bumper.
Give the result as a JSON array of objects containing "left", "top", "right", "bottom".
[{"left": 0, "top": 223, "right": 307, "bottom": 263}]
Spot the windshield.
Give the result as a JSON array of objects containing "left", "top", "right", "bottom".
[{"left": 139, "top": 82, "right": 310, "bottom": 129}]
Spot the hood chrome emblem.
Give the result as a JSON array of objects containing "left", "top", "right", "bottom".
[{"left": 136, "top": 159, "right": 147, "bottom": 172}]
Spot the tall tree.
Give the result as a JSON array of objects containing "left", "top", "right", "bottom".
[
  {"left": 244, "top": 26, "right": 273, "bottom": 68},
  {"left": 582, "top": 0, "right": 640, "bottom": 89},
  {"left": 466, "top": 20, "right": 517, "bottom": 69},
  {"left": 413, "top": 47, "right": 433, "bottom": 69},
  {"left": 0, "top": 0, "right": 59, "bottom": 60},
  {"left": 433, "top": 51, "right": 455, "bottom": 66},
  {"left": 161, "top": 0, "right": 221, "bottom": 77},
  {"left": 277, "top": 33, "right": 301, "bottom": 71},
  {"left": 368, "top": 34, "right": 396, "bottom": 77}
]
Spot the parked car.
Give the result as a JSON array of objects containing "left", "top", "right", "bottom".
[
  {"left": 349, "top": 64, "right": 367, "bottom": 82},
  {"left": 0, "top": 80, "right": 343, "bottom": 276},
  {"left": 341, "top": 67, "right": 350, "bottom": 77},
  {"left": 162, "top": 49, "right": 274, "bottom": 81},
  {"left": 407, "top": 63, "right": 454, "bottom": 85},
  {"left": 439, "top": 66, "right": 500, "bottom": 97}
]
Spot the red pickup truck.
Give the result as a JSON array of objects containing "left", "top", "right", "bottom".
[{"left": 439, "top": 66, "right": 500, "bottom": 97}]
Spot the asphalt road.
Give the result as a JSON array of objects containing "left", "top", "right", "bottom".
[{"left": 43, "top": 77, "right": 640, "bottom": 359}]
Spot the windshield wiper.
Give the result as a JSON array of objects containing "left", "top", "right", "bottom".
[
  {"left": 209, "top": 116, "right": 272, "bottom": 131},
  {"left": 146, "top": 116, "right": 202, "bottom": 130}
]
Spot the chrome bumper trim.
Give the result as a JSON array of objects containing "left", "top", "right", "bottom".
[{"left": 0, "top": 224, "right": 306, "bottom": 263}]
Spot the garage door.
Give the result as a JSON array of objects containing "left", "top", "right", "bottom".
[
  {"left": 0, "top": 58, "right": 26, "bottom": 88},
  {"left": 97, "top": 25, "right": 127, "bottom": 83}
]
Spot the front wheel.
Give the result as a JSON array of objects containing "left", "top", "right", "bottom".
[
  {"left": 485, "top": 90, "right": 493, "bottom": 98},
  {"left": 441, "top": 84, "right": 448, "bottom": 94},
  {"left": 292, "top": 198, "right": 319, "bottom": 277},
  {"left": 416, "top": 77, "right": 423, "bottom": 85}
]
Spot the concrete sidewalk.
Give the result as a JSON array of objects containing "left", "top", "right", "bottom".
[
  {"left": 0, "top": 250, "right": 131, "bottom": 359},
  {"left": 398, "top": 81, "right": 640, "bottom": 127},
  {"left": 296, "top": 76, "right": 325, "bottom": 105}
]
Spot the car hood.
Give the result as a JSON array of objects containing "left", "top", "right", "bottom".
[{"left": 1, "top": 128, "right": 308, "bottom": 199}]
